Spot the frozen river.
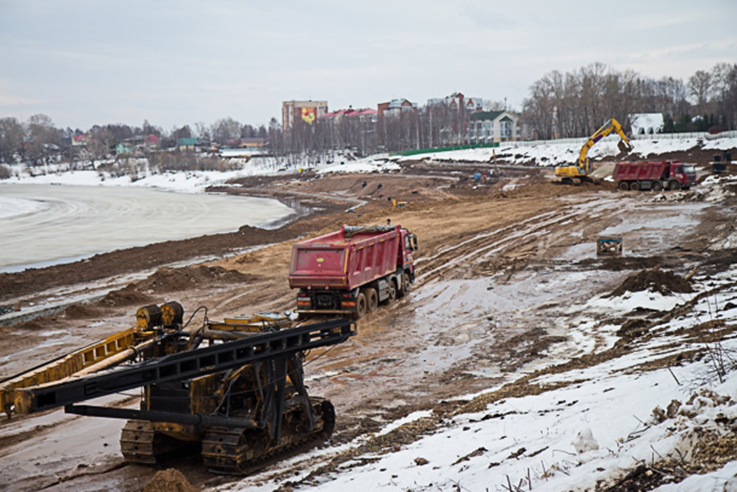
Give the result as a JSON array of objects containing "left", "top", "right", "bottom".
[{"left": 0, "top": 184, "right": 295, "bottom": 272}]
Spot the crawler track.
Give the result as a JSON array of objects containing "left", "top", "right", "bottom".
[
  {"left": 120, "top": 420, "right": 182, "bottom": 464},
  {"left": 201, "top": 397, "right": 335, "bottom": 474}
]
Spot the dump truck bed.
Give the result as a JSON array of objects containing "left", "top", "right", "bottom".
[
  {"left": 289, "top": 225, "right": 401, "bottom": 291},
  {"left": 613, "top": 161, "right": 666, "bottom": 181}
]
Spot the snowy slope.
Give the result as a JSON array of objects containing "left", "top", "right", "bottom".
[
  {"left": 216, "top": 262, "right": 737, "bottom": 492},
  {"left": 2, "top": 154, "right": 400, "bottom": 193},
  {"left": 401, "top": 136, "right": 737, "bottom": 167}
]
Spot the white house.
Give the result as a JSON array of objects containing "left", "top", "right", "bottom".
[
  {"left": 468, "top": 110, "right": 520, "bottom": 143},
  {"left": 629, "top": 113, "right": 664, "bottom": 135}
]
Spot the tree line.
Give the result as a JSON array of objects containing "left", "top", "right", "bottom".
[
  {"left": 522, "top": 62, "right": 737, "bottom": 140},
  {"left": 0, "top": 116, "right": 271, "bottom": 167}
]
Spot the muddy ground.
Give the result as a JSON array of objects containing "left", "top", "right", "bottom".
[{"left": 1, "top": 152, "right": 736, "bottom": 491}]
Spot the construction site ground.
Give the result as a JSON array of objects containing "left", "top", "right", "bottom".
[{"left": 1, "top": 151, "right": 736, "bottom": 492}]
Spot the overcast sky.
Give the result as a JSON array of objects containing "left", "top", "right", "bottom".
[{"left": 0, "top": 0, "right": 735, "bottom": 132}]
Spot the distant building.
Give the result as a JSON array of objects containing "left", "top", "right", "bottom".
[
  {"left": 319, "top": 107, "right": 377, "bottom": 125},
  {"left": 318, "top": 107, "right": 378, "bottom": 151},
  {"left": 468, "top": 111, "right": 520, "bottom": 143},
  {"left": 71, "top": 134, "right": 91, "bottom": 146},
  {"left": 116, "top": 134, "right": 160, "bottom": 155},
  {"left": 282, "top": 100, "right": 328, "bottom": 130},
  {"left": 116, "top": 141, "right": 135, "bottom": 155},
  {"left": 377, "top": 99, "right": 418, "bottom": 119},
  {"left": 238, "top": 137, "right": 268, "bottom": 149},
  {"left": 376, "top": 99, "right": 418, "bottom": 147},
  {"left": 427, "top": 92, "right": 483, "bottom": 113},
  {"left": 629, "top": 113, "right": 664, "bottom": 135},
  {"left": 177, "top": 137, "right": 200, "bottom": 152}
]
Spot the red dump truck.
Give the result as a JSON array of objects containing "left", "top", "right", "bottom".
[
  {"left": 613, "top": 161, "right": 697, "bottom": 191},
  {"left": 288, "top": 224, "right": 418, "bottom": 319}
]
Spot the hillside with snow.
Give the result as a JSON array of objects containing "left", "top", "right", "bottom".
[{"left": 400, "top": 134, "right": 737, "bottom": 168}]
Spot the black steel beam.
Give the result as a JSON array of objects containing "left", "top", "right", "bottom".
[
  {"left": 23, "top": 318, "right": 355, "bottom": 413},
  {"left": 65, "top": 404, "right": 257, "bottom": 428}
]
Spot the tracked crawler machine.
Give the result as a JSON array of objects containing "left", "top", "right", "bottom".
[{"left": 0, "top": 303, "right": 355, "bottom": 473}]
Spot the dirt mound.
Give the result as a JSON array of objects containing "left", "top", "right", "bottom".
[
  {"left": 14, "top": 320, "right": 45, "bottom": 331},
  {"left": 143, "top": 468, "right": 198, "bottom": 492},
  {"left": 62, "top": 304, "right": 101, "bottom": 319},
  {"left": 136, "top": 265, "right": 256, "bottom": 294},
  {"left": 609, "top": 269, "right": 694, "bottom": 297},
  {"left": 96, "top": 285, "right": 153, "bottom": 307}
]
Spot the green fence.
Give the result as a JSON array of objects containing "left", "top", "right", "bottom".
[{"left": 394, "top": 142, "right": 500, "bottom": 157}]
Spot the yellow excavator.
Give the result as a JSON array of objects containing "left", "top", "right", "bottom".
[{"left": 555, "top": 118, "right": 633, "bottom": 184}]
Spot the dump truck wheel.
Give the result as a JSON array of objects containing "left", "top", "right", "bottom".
[
  {"left": 366, "top": 287, "right": 378, "bottom": 313},
  {"left": 618, "top": 181, "right": 629, "bottom": 191},
  {"left": 630, "top": 182, "right": 640, "bottom": 191},
  {"left": 651, "top": 181, "right": 663, "bottom": 191},
  {"left": 386, "top": 281, "right": 397, "bottom": 303},
  {"left": 667, "top": 180, "right": 679, "bottom": 190},
  {"left": 398, "top": 273, "right": 411, "bottom": 298},
  {"left": 356, "top": 293, "right": 367, "bottom": 319}
]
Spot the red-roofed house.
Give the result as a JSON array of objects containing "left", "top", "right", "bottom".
[{"left": 71, "top": 134, "right": 91, "bottom": 146}]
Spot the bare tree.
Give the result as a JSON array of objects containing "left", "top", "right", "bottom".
[
  {"left": 194, "top": 122, "right": 210, "bottom": 141},
  {"left": 88, "top": 127, "right": 116, "bottom": 167},
  {"left": 25, "top": 114, "right": 61, "bottom": 166},
  {"left": 0, "top": 117, "right": 25, "bottom": 164},
  {"left": 211, "top": 118, "right": 241, "bottom": 144},
  {"left": 483, "top": 100, "right": 507, "bottom": 111},
  {"left": 688, "top": 70, "right": 712, "bottom": 114}
]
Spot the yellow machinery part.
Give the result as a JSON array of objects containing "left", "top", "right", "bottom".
[
  {"left": 1, "top": 327, "right": 140, "bottom": 416},
  {"left": 136, "top": 305, "right": 162, "bottom": 329},
  {"left": 160, "top": 301, "right": 184, "bottom": 326},
  {"left": 554, "top": 165, "right": 583, "bottom": 178},
  {"left": 209, "top": 313, "right": 293, "bottom": 332}
]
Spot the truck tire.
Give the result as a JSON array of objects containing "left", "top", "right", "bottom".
[
  {"left": 618, "top": 181, "right": 629, "bottom": 191},
  {"left": 365, "top": 287, "right": 378, "bottom": 313},
  {"left": 630, "top": 182, "right": 640, "bottom": 191},
  {"left": 356, "top": 293, "right": 367, "bottom": 319},
  {"left": 386, "top": 281, "right": 396, "bottom": 303},
  {"left": 398, "top": 273, "right": 411, "bottom": 298},
  {"left": 651, "top": 181, "right": 663, "bottom": 191},
  {"left": 667, "top": 180, "right": 679, "bottom": 191}
]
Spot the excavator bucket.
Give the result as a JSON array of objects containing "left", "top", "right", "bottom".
[{"left": 618, "top": 140, "right": 633, "bottom": 153}]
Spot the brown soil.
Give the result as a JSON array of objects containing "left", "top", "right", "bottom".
[
  {"left": 144, "top": 469, "right": 198, "bottom": 492},
  {"left": 62, "top": 304, "right": 102, "bottom": 319},
  {"left": 136, "top": 265, "right": 258, "bottom": 294},
  {"left": 609, "top": 268, "right": 694, "bottom": 297},
  {"left": 96, "top": 284, "right": 153, "bottom": 307}
]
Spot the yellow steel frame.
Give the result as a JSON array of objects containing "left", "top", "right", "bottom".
[{"left": 1, "top": 327, "right": 140, "bottom": 416}]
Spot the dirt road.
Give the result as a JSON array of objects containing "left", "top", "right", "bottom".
[{"left": 1, "top": 159, "right": 735, "bottom": 491}]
